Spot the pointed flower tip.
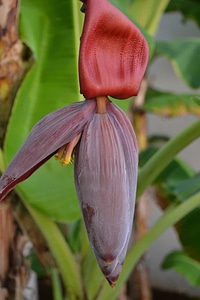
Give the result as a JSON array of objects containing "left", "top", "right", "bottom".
[
  {"left": 106, "top": 277, "right": 117, "bottom": 288},
  {"left": 99, "top": 256, "right": 123, "bottom": 288},
  {"left": 105, "top": 266, "right": 121, "bottom": 288},
  {"left": 110, "top": 283, "right": 116, "bottom": 289},
  {"left": 55, "top": 133, "right": 82, "bottom": 166},
  {"left": 79, "top": 0, "right": 149, "bottom": 99}
]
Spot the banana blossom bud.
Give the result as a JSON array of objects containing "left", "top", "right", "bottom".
[
  {"left": 0, "top": 0, "right": 149, "bottom": 288},
  {"left": 75, "top": 98, "right": 138, "bottom": 286},
  {"left": 0, "top": 98, "right": 137, "bottom": 287}
]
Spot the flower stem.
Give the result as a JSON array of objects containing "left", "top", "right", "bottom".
[
  {"left": 137, "top": 117, "right": 200, "bottom": 198},
  {"left": 50, "top": 268, "right": 63, "bottom": 300},
  {"left": 72, "top": 0, "right": 84, "bottom": 95},
  {"left": 96, "top": 96, "right": 108, "bottom": 114},
  {"left": 0, "top": 148, "right": 5, "bottom": 173},
  {"left": 25, "top": 203, "right": 83, "bottom": 300}
]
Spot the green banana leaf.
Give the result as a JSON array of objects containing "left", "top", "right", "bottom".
[
  {"left": 147, "top": 147, "right": 200, "bottom": 268},
  {"left": 129, "top": 0, "right": 170, "bottom": 35},
  {"left": 142, "top": 147, "right": 200, "bottom": 285},
  {"left": 144, "top": 88, "right": 200, "bottom": 116},
  {"left": 82, "top": 250, "right": 104, "bottom": 300},
  {"left": 172, "top": 174, "right": 200, "bottom": 261},
  {"left": 51, "top": 268, "right": 64, "bottom": 300},
  {"left": 142, "top": 148, "right": 200, "bottom": 260},
  {"left": 4, "top": 0, "right": 83, "bottom": 221},
  {"left": 156, "top": 39, "right": 200, "bottom": 89},
  {"left": 162, "top": 251, "right": 200, "bottom": 287},
  {"left": 166, "top": 0, "right": 200, "bottom": 28},
  {"left": 139, "top": 147, "right": 195, "bottom": 187},
  {"left": 109, "top": 0, "right": 155, "bottom": 59}
]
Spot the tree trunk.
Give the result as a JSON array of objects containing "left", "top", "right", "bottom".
[
  {"left": 0, "top": 197, "right": 30, "bottom": 300},
  {"left": 0, "top": 1, "right": 31, "bottom": 298}
]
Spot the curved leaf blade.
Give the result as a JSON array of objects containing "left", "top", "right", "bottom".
[
  {"left": 129, "top": 0, "right": 170, "bottom": 35},
  {"left": 145, "top": 88, "right": 200, "bottom": 116},
  {"left": 156, "top": 39, "right": 200, "bottom": 89},
  {"left": 166, "top": 0, "right": 200, "bottom": 28},
  {"left": 109, "top": 0, "right": 155, "bottom": 60},
  {"left": 4, "top": 0, "right": 82, "bottom": 221},
  {"left": 162, "top": 251, "right": 200, "bottom": 287}
]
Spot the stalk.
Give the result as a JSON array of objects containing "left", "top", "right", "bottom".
[
  {"left": 26, "top": 203, "right": 83, "bottom": 300},
  {"left": 137, "top": 117, "right": 200, "bottom": 198}
]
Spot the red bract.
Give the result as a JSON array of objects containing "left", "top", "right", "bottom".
[{"left": 79, "top": 0, "right": 149, "bottom": 99}]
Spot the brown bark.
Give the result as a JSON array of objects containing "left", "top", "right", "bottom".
[
  {"left": 0, "top": 193, "right": 56, "bottom": 299},
  {"left": 0, "top": 0, "right": 30, "bottom": 147},
  {"left": 14, "top": 200, "right": 56, "bottom": 272},
  {"left": 0, "top": 197, "right": 30, "bottom": 300},
  {"left": 0, "top": 1, "right": 38, "bottom": 298}
]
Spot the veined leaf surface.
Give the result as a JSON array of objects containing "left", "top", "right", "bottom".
[{"left": 4, "top": 0, "right": 83, "bottom": 221}]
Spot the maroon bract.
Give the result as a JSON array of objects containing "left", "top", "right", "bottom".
[
  {"left": 75, "top": 99, "right": 138, "bottom": 286},
  {"left": 0, "top": 0, "right": 149, "bottom": 288},
  {"left": 0, "top": 100, "right": 96, "bottom": 201},
  {"left": 79, "top": 0, "right": 149, "bottom": 99},
  {"left": 0, "top": 98, "right": 138, "bottom": 287}
]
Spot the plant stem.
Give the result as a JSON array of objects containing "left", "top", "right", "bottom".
[
  {"left": 129, "top": 0, "right": 170, "bottom": 35},
  {"left": 97, "top": 191, "right": 200, "bottom": 300},
  {"left": 51, "top": 267, "right": 64, "bottom": 300},
  {"left": 0, "top": 148, "right": 5, "bottom": 173},
  {"left": 72, "top": 0, "right": 83, "bottom": 98},
  {"left": 137, "top": 117, "right": 200, "bottom": 198},
  {"left": 26, "top": 203, "right": 83, "bottom": 300}
]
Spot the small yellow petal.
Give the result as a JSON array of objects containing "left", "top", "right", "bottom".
[
  {"left": 55, "top": 133, "right": 81, "bottom": 166},
  {"left": 61, "top": 156, "right": 71, "bottom": 166},
  {"left": 54, "top": 145, "right": 66, "bottom": 161}
]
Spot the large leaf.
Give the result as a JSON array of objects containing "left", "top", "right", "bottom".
[
  {"left": 162, "top": 251, "right": 200, "bottom": 287},
  {"left": 173, "top": 173, "right": 200, "bottom": 202},
  {"left": 139, "top": 147, "right": 194, "bottom": 187},
  {"left": 50, "top": 268, "right": 63, "bottom": 300},
  {"left": 156, "top": 39, "right": 200, "bottom": 89},
  {"left": 128, "top": 0, "right": 170, "bottom": 35},
  {"left": 141, "top": 148, "right": 200, "bottom": 262},
  {"left": 4, "top": 0, "right": 83, "bottom": 221},
  {"left": 176, "top": 206, "right": 200, "bottom": 261},
  {"left": 166, "top": 0, "right": 200, "bottom": 28},
  {"left": 144, "top": 88, "right": 200, "bottom": 116},
  {"left": 145, "top": 141, "right": 200, "bottom": 261},
  {"left": 172, "top": 174, "right": 200, "bottom": 260},
  {"left": 82, "top": 250, "right": 104, "bottom": 300},
  {"left": 154, "top": 159, "right": 200, "bottom": 261}
]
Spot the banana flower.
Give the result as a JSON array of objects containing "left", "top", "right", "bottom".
[{"left": 0, "top": 0, "right": 149, "bottom": 287}]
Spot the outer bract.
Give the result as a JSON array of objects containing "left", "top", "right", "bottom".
[
  {"left": 74, "top": 101, "right": 138, "bottom": 286},
  {"left": 0, "top": 100, "right": 96, "bottom": 201},
  {"left": 79, "top": 0, "right": 149, "bottom": 99}
]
